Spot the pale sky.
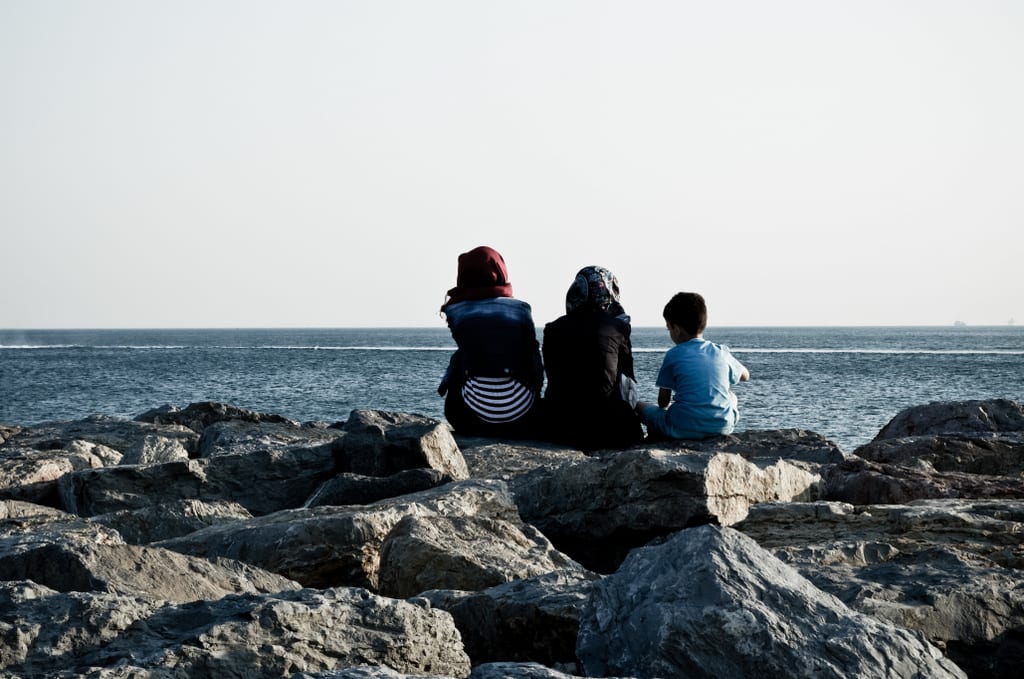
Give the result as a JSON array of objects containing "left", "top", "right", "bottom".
[{"left": 2, "top": 1, "right": 1021, "bottom": 329}]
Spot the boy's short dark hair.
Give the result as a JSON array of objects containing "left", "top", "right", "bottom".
[{"left": 663, "top": 292, "right": 707, "bottom": 336}]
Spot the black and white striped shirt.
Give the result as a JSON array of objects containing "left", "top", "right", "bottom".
[{"left": 461, "top": 376, "right": 536, "bottom": 423}]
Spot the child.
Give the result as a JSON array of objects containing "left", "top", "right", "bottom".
[{"left": 639, "top": 292, "right": 750, "bottom": 439}]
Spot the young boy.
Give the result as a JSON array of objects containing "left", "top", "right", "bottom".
[{"left": 639, "top": 292, "right": 750, "bottom": 439}]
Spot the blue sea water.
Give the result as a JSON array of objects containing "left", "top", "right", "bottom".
[{"left": 2, "top": 326, "right": 1023, "bottom": 452}]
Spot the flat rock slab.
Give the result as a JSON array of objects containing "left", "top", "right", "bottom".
[
  {"left": 159, "top": 479, "right": 523, "bottom": 590},
  {"left": 89, "top": 498, "right": 254, "bottom": 544},
  {"left": 3, "top": 414, "right": 198, "bottom": 461},
  {"left": 59, "top": 445, "right": 338, "bottom": 517},
  {"left": 0, "top": 581, "right": 471, "bottom": 678},
  {"left": 196, "top": 418, "right": 344, "bottom": 457},
  {"left": 0, "top": 512, "right": 297, "bottom": 602},
  {"left": 455, "top": 436, "right": 587, "bottom": 481},
  {"left": 513, "top": 447, "right": 819, "bottom": 572},
  {"left": 649, "top": 428, "right": 846, "bottom": 463},
  {"left": 135, "top": 400, "right": 299, "bottom": 432}
]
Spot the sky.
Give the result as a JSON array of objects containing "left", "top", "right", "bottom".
[{"left": 1, "top": 1, "right": 1021, "bottom": 329}]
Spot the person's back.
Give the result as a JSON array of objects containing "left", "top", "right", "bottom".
[
  {"left": 655, "top": 337, "right": 745, "bottom": 437},
  {"left": 639, "top": 292, "right": 749, "bottom": 440},
  {"left": 438, "top": 246, "right": 543, "bottom": 438},
  {"left": 542, "top": 266, "right": 643, "bottom": 450},
  {"left": 544, "top": 310, "right": 631, "bottom": 404}
]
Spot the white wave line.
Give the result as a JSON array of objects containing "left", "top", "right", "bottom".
[{"left": 4, "top": 345, "right": 1022, "bottom": 355}]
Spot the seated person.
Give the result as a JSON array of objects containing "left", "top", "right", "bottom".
[
  {"left": 639, "top": 292, "right": 749, "bottom": 440},
  {"left": 542, "top": 266, "right": 643, "bottom": 450},
  {"left": 438, "top": 246, "right": 543, "bottom": 438}
]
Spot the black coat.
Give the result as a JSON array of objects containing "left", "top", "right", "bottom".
[{"left": 542, "top": 310, "right": 643, "bottom": 450}]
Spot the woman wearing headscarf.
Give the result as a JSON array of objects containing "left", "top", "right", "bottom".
[
  {"left": 438, "top": 246, "right": 543, "bottom": 437},
  {"left": 542, "top": 266, "right": 644, "bottom": 450}
]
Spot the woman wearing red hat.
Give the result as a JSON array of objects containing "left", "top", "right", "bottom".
[{"left": 438, "top": 246, "right": 543, "bottom": 437}]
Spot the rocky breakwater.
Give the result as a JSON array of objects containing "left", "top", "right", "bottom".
[{"left": 0, "top": 399, "right": 1020, "bottom": 677}]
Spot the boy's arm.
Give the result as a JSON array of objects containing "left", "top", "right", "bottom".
[{"left": 657, "top": 387, "right": 672, "bottom": 408}]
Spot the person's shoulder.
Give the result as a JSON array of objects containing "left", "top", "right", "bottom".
[
  {"left": 544, "top": 313, "right": 571, "bottom": 333},
  {"left": 493, "top": 296, "right": 532, "bottom": 312}
]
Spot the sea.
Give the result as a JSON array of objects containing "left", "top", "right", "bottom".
[{"left": 2, "top": 326, "right": 1023, "bottom": 453}]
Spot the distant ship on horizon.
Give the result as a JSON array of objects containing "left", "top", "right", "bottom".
[
  {"left": 954, "top": 320, "right": 967, "bottom": 327},
  {"left": 1011, "top": 317, "right": 1017, "bottom": 326}
]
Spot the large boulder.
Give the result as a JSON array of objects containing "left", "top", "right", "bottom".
[
  {"left": 196, "top": 418, "right": 344, "bottom": 458},
  {"left": 455, "top": 437, "right": 587, "bottom": 481},
  {"left": 0, "top": 442, "right": 121, "bottom": 507},
  {"left": 339, "top": 410, "right": 469, "bottom": 480},
  {"left": 577, "top": 525, "right": 965, "bottom": 679},
  {"left": 0, "top": 511, "right": 298, "bottom": 602},
  {"left": 822, "top": 456, "right": 1024, "bottom": 504},
  {"left": 660, "top": 428, "right": 847, "bottom": 464},
  {"left": 89, "top": 498, "right": 254, "bottom": 544},
  {"left": 0, "top": 424, "right": 21, "bottom": 444},
  {"left": 854, "top": 431, "right": 1024, "bottom": 476},
  {"left": 0, "top": 581, "right": 471, "bottom": 678},
  {"left": 306, "top": 468, "right": 455, "bottom": 508},
  {"left": 59, "top": 445, "right": 338, "bottom": 516},
  {"left": 422, "top": 570, "right": 600, "bottom": 668},
  {"left": 158, "top": 479, "right": 523, "bottom": 590},
  {"left": 873, "top": 399, "right": 1024, "bottom": 440},
  {"left": 735, "top": 499, "right": 1024, "bottom": 678},
  {"left": 377, "top": 514, "right": 584, "bottom": 598},
  {"left": 3, "top": 414, "right": 198, "bottom": 459},
  {"left": 513, "top": 448, "right": 819, "bottom": 572},
  {"left": 134, "top": 400, "right": 299, "bottom": 433}
]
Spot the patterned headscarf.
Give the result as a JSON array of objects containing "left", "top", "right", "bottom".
[
  {"left": 565, "top": 266, "right": 627, "bottom": 319},
  {"left": 442, "top": 246, "right": 514, "bottom": 311}
]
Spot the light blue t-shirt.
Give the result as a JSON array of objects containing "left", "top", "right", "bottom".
[{"left": 655, "top": 338, "right": 747, "bottom": 436}]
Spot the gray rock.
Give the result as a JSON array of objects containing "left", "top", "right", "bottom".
[
  {"left": 655, "top": 428, "right": 847, "bottom": 463},
  {"left": 0, "top": 512, "right": 298, "bottom": 601},
  {"left": 513, "top": 447, "right": 819, "bottom": 572},
  {"left": 422, "top": 570, "right": 600, "bottom": 668},
  {"left": 735, "top": 499, "right": 1024, "bottom": 677},
  {"left": 0, "top": 498, "right": 68, "bottom": 521},
  {"left": 339, "top": 410, "right": 469, "bottom": 480},
  {"left": 59, "top": 445, "right": 338, "bottom": 517},
  {"left": 292, "top": 667, "right": 443, "bottom": 679},
  {"left": 855, "top": 431, "right": 1024, "bottom": 476},
  {"left": 377, "top": 514, "right": 584, "bottom": 599},
  {"left": 135, "top": 400, "right": 298, "bottom": 433},
  {"left": 455, "top": 436, "right": 587, "bottom": 481},
  {"left": 0, "top": 424, "right": 21, "bottom": 444},
  {"left": 3, "top": 414, "right": 199, "bottom": 458},
  {"left": 158, "top": 479, "right": 522, "bottom": 590},
  {"left": 823, "top": 456, "right": 1024, "bottom": 504},
  {"left": 469, "top": 663, "right": 600, "bottom": 679},
  {"left": 197, "top": 418, "right": 343, "bottom": 458},
  {"left": 306, "top": 468, "right": 454, "bottom": 508},
  {"left": 0, "top": 439, "right": 125, "bottom": 510},
  {"left": 90, "top": 498, "right": 254, "bottom": 544},
  {"left": 577, "top": 525, "right": 965, "bottom": 679},
  {"left": 0, "top": 582, "right": 471, "bottom": 678},
  {"left": 874, "top": 399, "right": 1024, "bottom": 440}
]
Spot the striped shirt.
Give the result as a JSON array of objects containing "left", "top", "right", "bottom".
[{"left": 461, "top": 376, "right": 536, "bottom": 423}]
